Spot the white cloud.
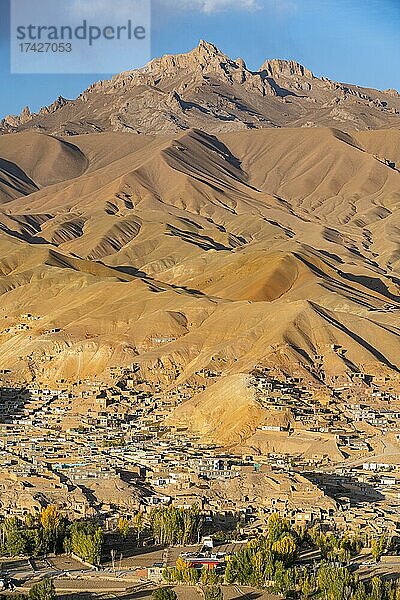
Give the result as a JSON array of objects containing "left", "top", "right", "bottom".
[
  {"left": 68, "top": 0, "right": 145, "bottom": 20},
  {"left": 157, "top": 0, "right": 298, "bottom": 14},
  {"left": 69, "top": 0, "right": 295, "bottom": 18},
  {"left": 159, "top": 0, "right": 260, "bottom": 13}
]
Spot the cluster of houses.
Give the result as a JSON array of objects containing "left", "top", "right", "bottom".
[{"left": 0, "top": 359, "right": 399, "bottom": 541}]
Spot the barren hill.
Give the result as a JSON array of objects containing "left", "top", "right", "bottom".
[{"left": 0, "top": 124, "right": 399, "bottom": 387}]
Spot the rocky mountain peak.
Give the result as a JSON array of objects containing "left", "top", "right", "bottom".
[
  {"left": 384, "top": 88, "right": 400, "bottom": 97},
  {"left": 1, "top": 106, "right": 32, "bottom": 129},
  {"left": 195, "top": 39, "right": 221, "bottom": 57},
  {"left": 142, "top": 39, "right": 229, "bottom": 75},
  {"left": 261, "top": 58, "right": 314, "bottom": 79},
  {"left": 2, "top": 41, "right": 400, "bottom": 137},
  {"left": 39, "top": 96, "right": 69, "bottom": 115}
]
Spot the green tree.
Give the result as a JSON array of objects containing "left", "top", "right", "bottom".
[
  {"left": 203, "top": 586, "right": 223, "bottom": 600},
  {"left": 29, "top": 577, "right": 56, "bottom": 600},
  {"left": 201, "top": 568, "right": 221, "bottom": 586},
  {"left": 337, "top": 547, "right": 351, "bottom": 566},
  {"left": 272, "top": 534, "right": 297, "bottom": 566},
  {"left": 224, "top": 537, "right": 276, "bottom": 587},
  {"left": 300, "top": 572, "right": 315, "bottom": 599},
  {"left": 371, "top": 535, "right": 387, "bottom": 562},
  {"left": 317, "top": 564, "right": 355, "bottom": 600},
  {"left": 167, "top": 558, "right": 199, "bottom": 585},
  {"left": 150, "top": 506, "right": 202, "bottom": 546},
  {"left": 352, "top": 581, "right": 368, "bottom": 600},
  {"left": 2, "top": 517, "right": 31, "bottom": 556},
  {"left": 117, "top": 517, "right": 130, "bottom": 538},
  {"left": 370, "top": 576, "right": 384, "bottom": 600},
  {"left": 133, "top": 511, "right": 145, "bottom": 545},
  {"left": 68, "top": 520, "right": 103, "bottom": 565},
  {"left": 224, "top": 554, "right": 237, "bottom": 585},
  {"left": 273, "top": 562, "right": 297, "bottom": 596},
  {"left": 151, "top": 588, "right": 177, "bottom": 600},
  {"left": 267, "top": 514, "right": 291, "bottom": 544},
  {"left": 40, "top": 506, "right": 64, "bottom": 554}
]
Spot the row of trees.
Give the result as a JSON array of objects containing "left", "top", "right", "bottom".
[
  {"left": 309, "top": 526, "right": 390, "bottom": 564},
  {"left": 224, "top": 541, "right": 297, "bottom": 588},
  {"left": 309, "top": 526, "right": 364, "bottom": 565},
  {"left": 163, "top": 515, "right": 399, "bottom": 599},
  {"left": 316, "top": 565, "right": 400, "bottom": 600},
  {"left": 163, "top": 514, "right": 299, "bottom": 590},
  {"left": 152, "top": 585, "right": 223, "bottom": 600},
  {"left": 165, "top": 554, "right": 400, "bottom": 600},
  {"left": 115, "top": 506, "right": 203, "bottom": 548},
  {"left": 162, "top": 553, "right": 400, "bottom": 600},
  {"left": 117, "top": 512, "right": 145, "bottom": 543},
  {"left": 223, "top": 513, "right": 299, "bottom": 588},
  {"left": 0, "top": 508, "right": 66, "bottom": 558},
  {"left": 150, "top": 505, "right": 203, "bottom": 546},
  {"left": 0, "top": 504, "right": 201, "bottom": 564},
  {"left": 66, "top": 520, "right": 103, "bottom": 565},
  {"left": 0, "top": 507, "right": 103, "bottom": 566},
  {"left": 151, "top": 586, "right": 223, "bottom": 600}
]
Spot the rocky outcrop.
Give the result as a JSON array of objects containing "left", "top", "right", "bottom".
[
  {"left": 2, "top": 41, "right": 400, "bottom": 136},
  {"left": 260, "top": 58, "right": 314, "bottom": 79}
]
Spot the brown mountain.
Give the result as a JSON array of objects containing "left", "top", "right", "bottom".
[{"left": 2, "top": 41, "right": 400, "bottom": 136}]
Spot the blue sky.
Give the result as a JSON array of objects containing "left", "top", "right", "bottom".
[{"left": 1, "top": 0, "right": 400, "bottom": 119}]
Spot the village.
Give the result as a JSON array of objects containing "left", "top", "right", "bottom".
[
  {"left": 0, "top": 359, "right": 400, "bottom": 533},
  {"left": 1, "top": 322, "right": 400, "bottom": 599}
]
